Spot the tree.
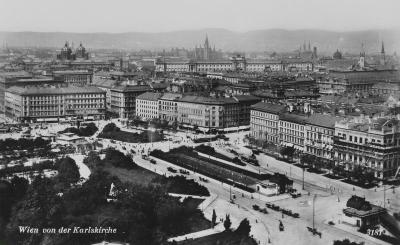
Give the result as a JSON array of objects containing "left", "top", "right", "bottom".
[
  {"left": 235, "top": 218, "right": 251, "bottom": 236},
  {"left": 171, "top": 121, "right": 178, "bottom": 133},
  {"left": 212, "top": 209, "right": 217, "bottom": 228},
  {"left": 280, "top": 146, "right": 295, "bottom": 159},
  {"left": 102, "top": 123, "right": 120, "bottom": 133},
  {"left": 333, "top": 239, "right": 364, "bottom": 245},
  {"left": 83, "top": 151, "right": 103, "bottom": 169},
  {"left": 224, "top": 214, "right": 231, "bottom": 231},
  {"left": 10, "top": 176, "right": 29, "bottom": 200},
  {"left": 363, "top": 171, "right": 375, "bottom": 184},
  {"left": 57, "top": 157, "right": 80, "bottom": 184}
]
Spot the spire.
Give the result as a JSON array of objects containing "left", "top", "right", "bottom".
[
  {"left": 205, "top": 34, "right": 209, "bottom": 48},
  {"left": 380, "top": 41, "right": 386, "bottom": 66},
  {"left": 308, "top": 41, "right": 311, "bottom": 51},
  {"left": 360, "top": 42, "right": 365, "bottom": 57}
]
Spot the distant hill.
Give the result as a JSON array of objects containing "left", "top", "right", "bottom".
[{"left": 0, "top": 28, "right": 399, "bottom": 54}]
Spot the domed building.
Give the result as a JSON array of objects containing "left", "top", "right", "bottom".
[
  {"left": 75, "top": 42, "right": 89, "bottom": 59},
  {"left": 56, "top": 41, "right": 89, "bottom": 60},
  {"left": 57, "top": 41, "right": 74, "bottom": 60},
  {"left": 333, "top": 49, "right": 343, "bottom": 59}
]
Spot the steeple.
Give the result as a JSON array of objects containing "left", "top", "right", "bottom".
[
  {"left": 359, "top": 43, "right": 366, "bottom": 68},
  {"left": 380, "top": 41, "right": 386, "bottom": 66},
  {"left": 204, "top": 34, "right": 209, "bottom": 49},
  {"left": 360, "top": 43, "right": 365, "bottom": 57}
]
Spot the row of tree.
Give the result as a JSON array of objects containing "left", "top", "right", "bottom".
[{"left": 59, "top": 123, "right": 98, "bottom": 137}]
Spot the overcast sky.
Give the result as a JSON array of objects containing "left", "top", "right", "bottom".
[{"left": 0, "top": 0, "right": 399, "bottom": 33}]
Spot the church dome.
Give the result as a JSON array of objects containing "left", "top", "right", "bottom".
[{"left": 333, "top": 49, "right": 342, "bottom": 59}]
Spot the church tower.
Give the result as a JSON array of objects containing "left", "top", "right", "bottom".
[
  {"left": 380, "top": 41, "right": 386, "bottom": 66},
  {"left": 358, "top": 43, "right": 366, "bottom": 69},
  {"left": 204, "top": 34, "right": 210, "bottom": 60}
]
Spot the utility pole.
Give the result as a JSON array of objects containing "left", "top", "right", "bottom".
[{"left": 383, "top": 186, "right": 386, "bottom": 209}]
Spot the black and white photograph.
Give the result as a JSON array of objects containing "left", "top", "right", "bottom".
[{"left": 0, "top": 0, "right": 400, "bottom": 244}]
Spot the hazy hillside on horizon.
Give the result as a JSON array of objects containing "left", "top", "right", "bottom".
[{"left": 1, "top": 28, "right": 399, "bottom": 54}]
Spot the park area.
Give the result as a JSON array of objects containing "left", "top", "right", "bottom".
[{"left": 98, "top": 122, "right": 164, "bottom": 143}]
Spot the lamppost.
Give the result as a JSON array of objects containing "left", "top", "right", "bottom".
[
  {"left": 300, "top": 153, "right": 305, "bottom": 190},
  {"left": 312, "top": 194, "right": 317, "bottom": 233},
  {"left": 205, "top": 107, "right": 211, "bottom": 144}
]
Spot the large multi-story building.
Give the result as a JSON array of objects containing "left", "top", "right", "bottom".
[
  {"left": 53, "top": 70, "right": 93, "bottom": 86},
  {"left": 135, "top": 92, "right": 162, "bottom": 120},
  {"left": 176, "top": 95, "right": 260, "bottom": 129},
  {"left": 5, "top": 86, "right": 106, "bottom": 122},
  {"left": 334, "top": 116, "right": 400, "bottom": 179},
  {"left": 110, "top": 85, "right": 150, "bottom": 119},
  {"left": 317, "top": 69, "right": 399, "bottom": 95},
  {"left": 155, "top": 57, "right": 313, "bottom": 73},
  {"left": 250, "top": 102, "right": 286, "bottom": 144},
  {"left": 0, "top": 71, "right": 31, "bottom": 112}
]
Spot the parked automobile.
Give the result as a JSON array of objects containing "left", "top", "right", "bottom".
[
  {"left": 167, "top": 167, "right": 177, "bottom": 173},
  {"left": 179, "top": 169, "right": 189, "bottom": 175},
  {"left": 150, "top": 159, "right": 157, "bottom": 164}
]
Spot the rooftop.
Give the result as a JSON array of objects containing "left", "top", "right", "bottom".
[
  {"left": 179, "top": 95, "right": 237, "bottom": 105},
  {"left": 136, "top": 92, "right": 163, "bottom": 101},
  {"left": 111, "top": 85, "right": 150, "bottom": 92},
  {"left": 53, "top": 70, "right": 92, "bottom": 75},
  {"left": 306, "top": 114, "right": 343, "bottom": 128},
  {"left": 280, "top": 113, "right": 309, "bottom": 124},
  {"left": 92, "top": 78, "right": 120, "bottom": 89},
  {"left": 251, "top": 102, "right": 286, "bottom": 114},
  {"left": 7, "top": 85, "right": 105, "bottom": 95},
  {"left": 159, "top": 92, "right": 182, "bottom": 101}
]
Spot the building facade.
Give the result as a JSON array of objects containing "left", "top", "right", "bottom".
[
  {"left": 279, "top": 113, "right": 307, "bottom": 151},
  {"left": 5, "top": 86, "right": 106, "bottom": 122},
  {"left": 176, "top": 95, "right": 260, "bottom": 129},
  {"left": 304, "top": 114, "right": 341, "bottom": 164},
  {"left": 135, "top": 92, "right": 162, "bottom": 120},
  {"left": 110, "top": 85, "right": 150, "bottom": 119},
  {"left": 53, "top": 70, "right": 93, "bottom": 86},
  {"left": 334, "top": 117, "right": 400, "bottom": 179},
  {"left": 155, "top": 57, "right": 313, "bottom": 73},
  {"left": 158, "top": 93, "right": 182, "bottom": 122},
  {"left": 250, "top": 102, "right": 286, "bottom": 144}
]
